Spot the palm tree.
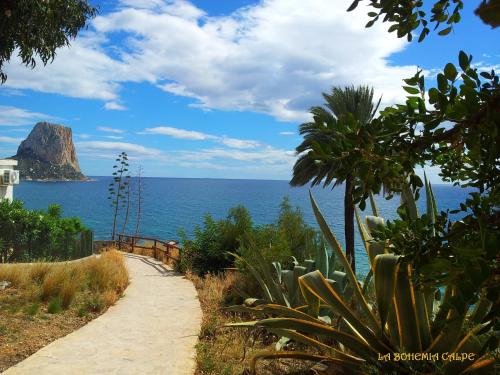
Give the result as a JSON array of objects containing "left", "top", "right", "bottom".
[{"left": 290, "top": 86, "right": 380, "bottom": 273}]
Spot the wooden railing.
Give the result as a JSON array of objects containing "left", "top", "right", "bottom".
[{"left": 116, "top": 233, "right": 180, "bottom": 265}]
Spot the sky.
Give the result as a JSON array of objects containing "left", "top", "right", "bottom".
[{"left": 0, "top": 0, "right": 498, "bottom": 181}]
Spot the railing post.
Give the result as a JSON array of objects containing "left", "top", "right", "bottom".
[
  {"left": 118, "top": 234, "right": 122, "bottom": 251},
  {"left": 153, "top": 239, "right": 157, "bottom": 260}
]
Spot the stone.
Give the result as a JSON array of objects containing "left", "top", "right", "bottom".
[
  {"left": 12, "top": 122, "right": 87, "bottom": 181},
  {"left": 0, "top": 281, "right": 12, "bottom": 290}
]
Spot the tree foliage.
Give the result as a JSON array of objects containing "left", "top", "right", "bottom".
[
  {"left": 0, "top": 200, "right": 91, "bottom": 262},
  {"left": 0, "top": 0, "right": 97, "bottom": 83},
  {"left": 291, "top": 86, "right": 383, "bottom": 273},
  {"left": 177, "top": 197, "right": 324, "bottom": 276},
  {"left": 348, "top": 0, "right": 499, "bottom": 42}
]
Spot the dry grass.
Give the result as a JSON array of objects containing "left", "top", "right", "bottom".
[
  {"left": 0, "top": 250, "right": 129, "bottom": 372},
  {"left": 188, "top": 271, "right": 313, "bottom": 375}
]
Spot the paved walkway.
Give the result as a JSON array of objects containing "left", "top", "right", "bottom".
[{"left": 4, "top": 253, "right": 202, "bottom": 375}]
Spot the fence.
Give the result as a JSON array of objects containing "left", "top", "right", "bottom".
[
  {"left": 115, "top": 233, "right": 180, "bottom": 266},
  {"left": 0, "top": 229, "right": 94, "bottom": 263}
]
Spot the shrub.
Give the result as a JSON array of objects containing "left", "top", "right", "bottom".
[
  {"left": 47, "top": 296, "right": 63, "bottom": 314},
  {"left": 0, "top": 199, "right": 92, "bottom": 262},
  {"left": 178, "top": 197, "right": 325, "bottom": 277}
]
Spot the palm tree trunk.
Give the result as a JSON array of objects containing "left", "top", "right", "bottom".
[{"left": 344, "top": 174, "right": 355, "bottom": 273}]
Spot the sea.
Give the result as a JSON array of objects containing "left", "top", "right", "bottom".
[{"left": 15, "top": 177, "right": 471, "bottom": 275}]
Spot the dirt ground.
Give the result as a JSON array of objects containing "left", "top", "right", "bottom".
[{"left": 0, "top": 287, "right": 101, "bottom": 372}]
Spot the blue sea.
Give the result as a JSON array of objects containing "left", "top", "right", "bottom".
[{"left": 16, "top": 177, "right": 471, "bottom": 275}]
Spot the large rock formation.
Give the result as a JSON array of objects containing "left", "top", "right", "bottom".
[{"left": 13, "top": 122, "right": 86, "bottom": 180}]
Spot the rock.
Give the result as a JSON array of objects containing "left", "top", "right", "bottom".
[
  {"left": 12, "top": 122, "right": 87, "bottom": 181},
  {"left": 0, "top": 281, "right": 11, "bottom": 290}
]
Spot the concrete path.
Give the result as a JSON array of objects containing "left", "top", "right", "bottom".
[{"left": 3, "top": 253, "right": 202, "bottom": 375}]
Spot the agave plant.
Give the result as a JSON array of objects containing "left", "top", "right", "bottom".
[
  {"left": 231, "top": 237, "right": 346, "bottom": 309},
  {"left": 228, "top": 178, "right": 496, "bottom": 374}
]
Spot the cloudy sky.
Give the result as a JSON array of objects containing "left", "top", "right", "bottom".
[{"left": 0, "top": 0, "right": 498, "bottom": 181}]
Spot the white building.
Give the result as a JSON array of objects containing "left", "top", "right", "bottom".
[{"left": 0, "top": 159, "right": 20, "bottom": 202}]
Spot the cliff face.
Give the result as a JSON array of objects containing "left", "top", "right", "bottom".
[{"left": 13, "top": 122, "right": 86, "bottom": 181}]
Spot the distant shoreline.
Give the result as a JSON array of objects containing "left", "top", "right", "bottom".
[{"left": 21, "top": 177, "right": 96, "bottom": 183}]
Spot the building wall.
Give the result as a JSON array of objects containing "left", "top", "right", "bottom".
[{"left": 0, "top": 159, "right": 18, "bottom": 202}]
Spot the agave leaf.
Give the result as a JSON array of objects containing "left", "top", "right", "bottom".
[
  {"left": 424, "top": 172, "right": 434, "bottom": 223},
  {"left": 330, "top": 270, "right": 347, "bottom": 291},
  {"left": 253, "top": 249, "right": 290, "bottom": 307},
  {"left": 433, "top": 285, "right": 453, "bottom": 335},
  {"left": 401, "top": 183, "right": 419, "bottom": 221},
  {"left": 354, "top": 206, "right": 372, "bottom": 255},
  {"left": 459, "top": 357, "right": 496, "bottom": 374},
  {"left": 414, "top": 288, "right": 432, "bottom": 350},
  {"left": 316, "top": 243, "right": 329, "bottom": 278},
  {"left": 373, "top": 254, "right": 400, "bottom": 329},
  {"left": 304, "top": 259, "right": 316, "bottom": 273},
  {"left": 444, "top": 323, "right": 490, "bottom": 374},
  {"left": 327, "top": 250, "right": 337, "bottom": 279},
  {"left": 281, "top": 270, "right": 297, "bottom": 306},
  {"left": 394, "top": 263, "right": 422, "bottom": 352},
  {"left": 386, "top": 302, "right": 401, "bottom": 348},
  {"left": 269, "top": 328, "right": 366, "bottom": 366},
  {"left": 365, "top": 215, "right": 385, "bottom": 235},
  {"left": 226, "top": 303, "right": 322, "bottom": 323},
  {"left": 367, "top": 241, "right": 386, "bottom": 268},
  {"left": 361, "top": 268, "right": 372, "bottom": 295},
  {"left": 326, "top": 278, "right": 342, "bottom": 296},
  {"left": 309, "top": 191, "right": 379, "bottom": 332},
  {"left": 255, "top": 317, "right": 378, "bottom": 360},
  {"left": 469, "top": 297, "right": 492, "bottom": 324},
  {"left": 299, "top": 271, "right": 391, "bottom": 355},
  {"left": 272, "top": 261, "right": 282, "bottom": 283},
  {"left": 428, "top": 308, "right": 466, "bottom": 354},
  {"left": 293, "top": 265, "right": 307, "bottom": 305},
  {"left": 369, "top": 192, "right": 379, "bottom": 217},
  {"left": 300, "top": 277, "right": 321, "bottom": 317},
  {"left": 230, "top": 252, "right": 274, "bottom": 303}
]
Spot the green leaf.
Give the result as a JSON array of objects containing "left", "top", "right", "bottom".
[
  {"left": 255, "top": 317, "right": 378, "bottom": 359},
  {"left": 394, "top": 264, "right": 422, "bottom": 352},
  {"left": 309, "top": 191, "right": 380, "bottom": 332},
  {"left": 373, "top": 254, "right": 400, "bottom": 329},
  {"left": 438, "top": 26, "right": 452, "bottom": 35},
  {"left": 459, "top": 50, "right": 469, "bottom": 70},
  {"left": 403, "top": 86, "right": 420, "bottom": 95},
  {"left": 299, "top": 271, "right": 390, "bottom": 355},
  {"left": 444, "top": 63, "right": 458, "bottom": 81}
]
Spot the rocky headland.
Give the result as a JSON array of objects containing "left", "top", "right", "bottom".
[{"left": 12, "top": 122, "right": 87, "bottom": 181}]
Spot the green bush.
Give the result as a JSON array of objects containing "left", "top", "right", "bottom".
[
  {"left": 177, "top": 197, "right": 325, "bottom": 277},
  {"left": 177, "top": 205, "right": 253, "bottom": 275},
  {"left": 0, "top": 199, "right": 91, "bottom": 262}
]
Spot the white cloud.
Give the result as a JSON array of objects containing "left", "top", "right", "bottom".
[
  {"left": 3, "top": 0, "right": 417, "bottom": 121},
  {"left": 97, "top": 126, "right": 125, "bottom": 134},
  {"left": 104, "top": 135, "right": 124, "bottom": 140},
  {"left": 143, "top": 126, "right": 214, "bottom": 140},
  {"left": 0, "top": 136, "right": 23, "bottom": 143},
  {"left": 76, "top": 141, "right": 162, "bottom": 159},
  {"left": 279, "top": 131, "right": 295, "bottom": 136},
  {"left": 0, "top": 105, "right": 53, "bottom": 126},
  {"left": 104, "top": 101, "right": 128, "bottom": 111},
  {"left": 142, "top": 126, "right": 261, "bottom": 149},
  {"left": 219, "top": 137, "right": 261, "bottom": 149},
  {"left": 76, "top": 133, "right": 92, "bottom": 139}
]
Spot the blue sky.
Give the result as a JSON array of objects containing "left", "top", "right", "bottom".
[{"left": 0, "top": 0, "right": 498, "bottom": 181}]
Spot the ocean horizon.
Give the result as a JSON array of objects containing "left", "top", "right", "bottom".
[{"left": 16, "top": 176, "right": 471, "bottom": 276}]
